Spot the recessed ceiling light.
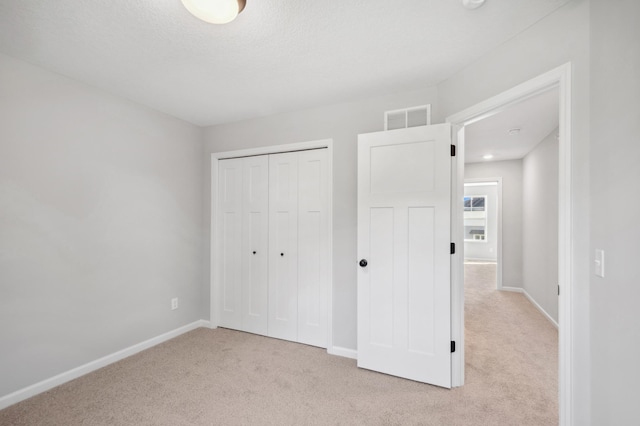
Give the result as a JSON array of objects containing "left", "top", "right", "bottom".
[
  {"left": 462, "top": 0, "right": 486, "bottom": 10},
  {"left": 181, "top": 0, "right": 246, "bottom": 24},
  {"left": 508, "top": 128, "right": 521, "bottom": 136},
  {"left": 483, "top": 154, "right": 494, "bottom": 160}
]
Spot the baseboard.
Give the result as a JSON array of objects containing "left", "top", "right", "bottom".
[
  {"left": 500, "top": 286, "right": 524, "bottom": 293},
  {"left": 0, "top": 319, "right": 209, "bottom": 410},
  {"left": 499, "top": 287, "right": 558, "bottom": 328},
  {"left": 328, "top": 346, "right": 357, "bottom": 360},
  {"left": 522, "top": 290, "right": 559, "bottom": 329}
]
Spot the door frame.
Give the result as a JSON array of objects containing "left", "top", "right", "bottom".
[
  {"left": 210, "top": 139, "right": 334, "bottom": 349},
  {"left": 463, "top": 178, "right": 503, "bottom": 290},
  {"left": 446, "top": 63, "right": 572, "bottom": 424}
]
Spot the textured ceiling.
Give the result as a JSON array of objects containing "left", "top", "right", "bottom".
[
  {"left": 465, "top": 87, "right": 559, "bottom": 164},
  {"left": 0, "top": 0, "right": 571, "bottom": 126}
]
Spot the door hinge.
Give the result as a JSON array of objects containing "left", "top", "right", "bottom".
[
  {"left": 450, "top": 242, "right": 455, "bottom": 254},
  {"left": 558, "top": 285, "right": 560, "bottom": 296},
  {"left": 451, "top": 341, "right": 456, "bottom": 353},
  {"left": 451, "top": 145, "right": 456, "bottom": 157}
]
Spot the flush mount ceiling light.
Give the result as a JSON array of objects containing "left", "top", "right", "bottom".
[
  {"left": 462, "top": 0, "right": 486, "bottom": 10},
  {"left": 483, "top": 154, "right": 494, "bottom": 160},
  {"left": 508, "top": 128, "right": 521, "bottom": 136},
  {"left": 181, "top": 0, "right": 246, "bottom": 24}
]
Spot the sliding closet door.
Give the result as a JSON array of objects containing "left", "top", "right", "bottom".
[
  {"left": 241, "top": 156, "right": 269, "bottom": 335},
  {"left": 218, "top": 158, "right": 243, "bottom": 330},
  {"left": 297, "top": 149, "right": 329, "bottom": 347},
  {"left": 268, "top": 152, "right": 299, "bottom": 341}
]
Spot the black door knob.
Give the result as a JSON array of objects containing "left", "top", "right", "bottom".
[
  {"left": 252, "top": 251, "right": 256, "bottom": 255},
  {"left": 359, "top": 259, "right": 368, "bottom": 267},
  {"left": 281, "top": 253, "right": 284, "bottom": 256}
]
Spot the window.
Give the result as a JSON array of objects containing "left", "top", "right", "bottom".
[{"left": 464, "top": 195, "right": 487, "bottom": 242}]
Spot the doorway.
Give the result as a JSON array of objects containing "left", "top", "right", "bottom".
[
  {"left": 462, "top": 88, "right": 560, "bottom": 419},
  {"left": 447, "top": 63, "right": 573, "bottom": 424},
  {"left": 463, "top": 179, "right": 502, "bottom": 290}
]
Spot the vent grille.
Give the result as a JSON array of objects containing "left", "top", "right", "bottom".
[{"left": 384, "top": 105, "right": 431, "bottom": 131}]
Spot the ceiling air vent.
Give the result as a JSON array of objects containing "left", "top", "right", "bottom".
[{"left": 384, "top": 105, "right": 431, "bottom": 131}]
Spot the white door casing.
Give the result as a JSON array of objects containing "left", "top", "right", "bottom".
[
  {"left": 446, "top": 63, "right": 573, "bottom": 425},
  {"left": 357, "top": 123, "right": 452, "bottom": 388}
]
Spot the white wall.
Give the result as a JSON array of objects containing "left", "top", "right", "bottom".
[
  {"left": 463, "top": 184, "right": 498, "bottom": 262},
  {"left": 523, "top": 129, "right": 559, "bottom": 323},
  {"left": 465, "top": 161, "right": 523, "bottom": 288},
  {"left": 0, "top": 54, "right": 204, "bottom": 398},
  {"left": 438, "top": 0, "right": 591, "bottom": 422},
  {"left": 202, "top": 88, "right": 439, "bottom": 350},
  {"left": 590, "top": 1, "right": 640, "bottom": 424}
]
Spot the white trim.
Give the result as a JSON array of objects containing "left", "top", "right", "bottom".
[
  {"left": 450, "top": 124, "right": 465, "bottom": 388},
  {"left": 523, "top": 290, "right": 559, "bottom": 329},
  {"left": 210, "top": 139, "right": 334, "bottom": 351},
  {"left": 0, "top": 320, "right": 209, "bottom": 410},
  {"left": 446, "top": 62, "right": 573, "bottom": 426},
  {"left": 464, "top": 177, "right": 503, "bottom": 290},
  {"left": 327, "top": 346, "right": 358, "bottom": 360},
  {"left": 497, "top": 286, "right": 559, "bottom": 329}
]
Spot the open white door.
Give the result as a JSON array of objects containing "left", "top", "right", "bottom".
[{"left": 357, "top": 123, "right": 452, "bottom": 388}]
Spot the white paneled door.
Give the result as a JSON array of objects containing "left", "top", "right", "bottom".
[
  {"left": 219, "top": 156, "right": 269, "bottom": 334},
  {"left": 357, "top": 124, "right": 452, "bottom": 388},
  {"left": 297, "top": 149, "right": 329, "bottom": 347},
  {"left": 241, "top": 155, "right": 269, "bottom": 335},
  {"left": 268, "top": 152, "right": 300, "bottom": 341},
  {"left": 218, "top": 158, "right": 243, "bottom": 330},
  {"left": 217, "top": 148, "right": 329, "bottom": 348}
]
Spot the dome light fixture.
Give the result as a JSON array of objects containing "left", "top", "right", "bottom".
[
  {"left": 181, "top": 0, "right": 246, "bottom": 24},
  {"left": 462, "top": 0, "right": 486, "bottom": 10},
  {"left": 483, "top": 154, "right": 494, "bottom": 160}
]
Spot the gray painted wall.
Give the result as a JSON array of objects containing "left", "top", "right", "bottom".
[
  {"left": 0, "top": 53, "right": 204, "bottom": 397},
  {"left": 523, "top": 129, "right": 559, "bottom": 323},
  {"left": 590, "top": 0, "right": 640, "bottom": 424},
  {"left": 438, "top": 0, "right": 591, "bottom": 422},
  {"left": 465, "top": 161, "right": 523, "bottom": 288},
  {"left": 7, "top": 1, "right": 639, "bottom": 423},
  {"left": 463, "top": 183, "right": 498, "bottom": 262},
  {"left": 202, "top": 88, "right": 439, "bottom": 350}
]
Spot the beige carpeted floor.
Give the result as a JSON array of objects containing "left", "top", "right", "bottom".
[{"left": 0, "top": 263, "right": 558, "bottom": 425}]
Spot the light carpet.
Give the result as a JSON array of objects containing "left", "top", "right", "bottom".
[{"left": 0, "top": 263, "right": 558, "bottom": 425}]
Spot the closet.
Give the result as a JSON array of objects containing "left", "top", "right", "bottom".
[{"left": 216, "top": 148, "right": 329, "bottom": 348}]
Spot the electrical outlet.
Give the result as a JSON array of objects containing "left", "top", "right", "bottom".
[{"left": 171, "top": 298, "right": 179, "bottom": 310}]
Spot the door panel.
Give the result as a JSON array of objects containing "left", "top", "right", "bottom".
[
  {"left": 368, "top": 207, "right": 394, "bottom": 347},
  {"left": 370, "top": 141, "right": 435, "bottom": 194},
  {"left": 268, "top": 152, "right": 299, "bottom": 341},
  {"left": 357, "top": 124, "right": 452, "bottom": 388},
  {"left": 218, "top": 159, "right": 243, "bottom": 330},
  {"left": 407, "top": 206, "right": 436, "bottom": 355},
  {"left": 297, "top": 149, "right": 329, "bottom": 347},
  {"left": 241, "top": 156, "right": 269, "bottom": 335}
]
